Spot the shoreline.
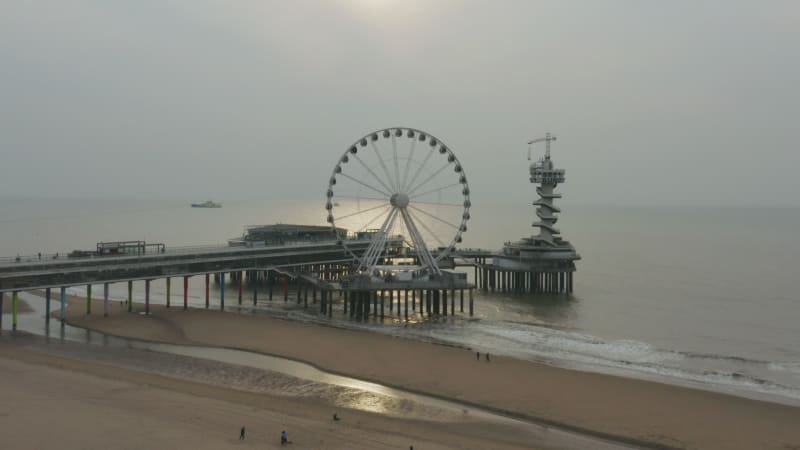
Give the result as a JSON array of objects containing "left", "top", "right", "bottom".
[{"left": 50, "top": 295, "right": 800, "bottom": 450}]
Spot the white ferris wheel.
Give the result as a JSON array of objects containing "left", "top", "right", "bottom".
[{"left": 326, "top": 127, "right": 471, "bottom": 278}]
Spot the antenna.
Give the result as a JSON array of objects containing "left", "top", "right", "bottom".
[{"left": 527, "top": 133, "right": 557, "bottom": 160}]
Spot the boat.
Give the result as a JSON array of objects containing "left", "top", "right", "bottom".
[{"left": 191, "top": 200, "right": 222, "bottom": 208}]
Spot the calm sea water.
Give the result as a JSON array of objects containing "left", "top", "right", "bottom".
[{"left": 1, "top": 196, "right": 799, "bottom": 405}]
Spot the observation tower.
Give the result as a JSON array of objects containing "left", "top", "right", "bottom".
[{"left": 487, "top": 133, "right": 580, "bottom": 294}]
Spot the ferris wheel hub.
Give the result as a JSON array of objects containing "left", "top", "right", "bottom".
[{"left": 390, "top": 192, "right": 409, "bottom": 208}]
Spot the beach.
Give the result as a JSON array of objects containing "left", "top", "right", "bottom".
[
  {"left": 2, "top": 294, "right": 789, "bottom": 449},
  {"left": 0, "top": 339, "right": 548, "bottom": 450}
]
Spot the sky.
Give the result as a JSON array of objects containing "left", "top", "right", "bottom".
[{"left": 1, "top": 0, "right": 798, "bottom": 207}]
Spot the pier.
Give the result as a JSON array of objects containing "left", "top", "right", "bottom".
[{"left": 0, "top": 238, "right": 489, "bottom": 328}]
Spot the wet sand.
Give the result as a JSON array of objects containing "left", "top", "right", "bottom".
[
  {"left": 5, "top": 293, "right": 800, "bottom": 449},
  {"left": 0, "top": 342, "right": 541, "bottom": 450}
]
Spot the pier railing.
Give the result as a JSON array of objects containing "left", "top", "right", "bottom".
[{"left": 0, "top": 237, "right": 407, "bottom": 268}]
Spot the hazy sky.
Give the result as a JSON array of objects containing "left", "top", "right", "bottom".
[{"left": 1, "top": 1, "right": 798, "bottom": 206}]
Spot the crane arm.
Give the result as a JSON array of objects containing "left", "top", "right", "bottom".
[{"left": 527, "top": 133, "right": 557, "bottom": 160}]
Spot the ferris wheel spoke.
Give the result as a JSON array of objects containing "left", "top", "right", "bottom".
[
  {"left": 370, "top": 141, "right": 398, "bottom": 193},
  {"left": 399, "top": 208, "right": 439, "bottom": 274},
  {"left": 392, "top": 135, "right": 402, "bottom": 193},
  {"left": 409, "top": 182, "right": 461, "bottom": 200},
  {"left": 406, "top": 162, "right": 452, "bottom": 197},
  {"left": 407, "top": 208, "right": 447, "bottom": 247},
  {"left": 403, "top": 145, "right": 436, "bottom": 193},
  {"left": 360, "top": 207, "right": 398, "bottom": 272},
  {"left": 400, "top": 137, "right": 417, "bottom": 192},
  {"left": 333, "top": 195, "right": 387, "bottom": 203},
  {"left": 408, "top": 204, "right": 460, "bottom": 229},
  {"left": 357, "top": 204, "right": 393, "bottom": 232},
  {"left": 334, "top": 202, "right": 391, "bottom": 221},
  {"left": 411, "top": 199, "right": 464, "bottom": 207},
  {"left": 350, "top": 153, "right": 394, "bottom": 195},
  {"left": 338, "top": 172, "right": 391, "bottom": 198}
]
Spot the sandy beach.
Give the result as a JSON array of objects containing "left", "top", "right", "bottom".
[
  {"left": 0, "top": 295, "right": 33, "bottom": 314},
  {"left": 3, "top": 298, "right": 800, "bottom": 449}
]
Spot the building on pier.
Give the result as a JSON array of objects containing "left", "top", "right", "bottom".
[
  {"left": 228, "top": 224, "right": 347, "bottom": 247},
  {"left": 489, "top": 133, "right": 580, "bottom": 294}
]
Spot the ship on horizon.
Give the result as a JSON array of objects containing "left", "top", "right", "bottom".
[{"left": 191, "top": 200, "right": 222, "bottom": 208}]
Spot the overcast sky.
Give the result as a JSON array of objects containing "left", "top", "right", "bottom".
[{"left": 1, "top": 0, "right": 798, "bottom": 206}]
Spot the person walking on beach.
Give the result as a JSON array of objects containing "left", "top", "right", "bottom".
[
  {"left": 281, "top": 430, "right": 289, "bottom": 445},
  {"left": 239, "top": 426, "right": 246, "bottom": 440},
  {"left": 476, "top": 351, "right": 480, "bottom": 361},
  {"left": 485, "top": 353, "right": 491, "bottom": 362}
]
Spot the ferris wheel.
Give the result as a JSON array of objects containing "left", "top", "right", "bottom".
[{"left": 326, "top": 127, "right": 471, "bottom": 277}]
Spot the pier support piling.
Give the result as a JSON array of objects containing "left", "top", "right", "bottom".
[
  {"left": 103, "top": 283, "right": 109, "bottom": 317},
  {"left": 127, "top": 280, "right": 133, "bottom": 312},
  {"left": 184, "top": 276, "right": 189, "bottom": 310},
  {"left": 12, "top": 291, "right": 19, "bottom": 330},
  {"left": 86, "top": 284, "right": 92, "bottom": 315},
  {"left": 45, "top": 288, "right": 51, "bottom": 322},
  {"left": 205, "top": 273, "right": 210, "bottom": 309},
  {"left": 238, "top": 271, "right": 243, "bottom": 305},
  {"left": 145, "top": 279, "right": 151, "bottom": 314},
  {"left": 220, "top": 272, "right": 225, "bottom": 310},
  {"left": 166, "top": 277, "right": 171, "bottom": 308},
  {"left": 253, "top": 272, "right": 258, "bottom": 305}
]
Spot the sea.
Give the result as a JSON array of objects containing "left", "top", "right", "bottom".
[{"left": 1, "top": 196, "right": 799, "bottom": 406}]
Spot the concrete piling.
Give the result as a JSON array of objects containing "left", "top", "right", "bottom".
[
  {"left": 61, "top": 287, "right": 67, "bottom": 322},
  {"left": 145, "top": 279, "right": 151, "bottom": 314},
  {"left": 45, "top": 288, "right": 51, "bottom": 322},
  {"left": 103, "top": 283, "right": 109, "bottom": 317},
  {"left": 205, "top": 273, "right": 210, "bottom": 309},
  {"left": 220, "top": 272, "right": 225, "bottom": 310},
  {"left": 184, "top": 276, "right": 189, "bottom": 310},
  {"left": 12, "top": 291, "right": 19, "bottom": 330}
]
